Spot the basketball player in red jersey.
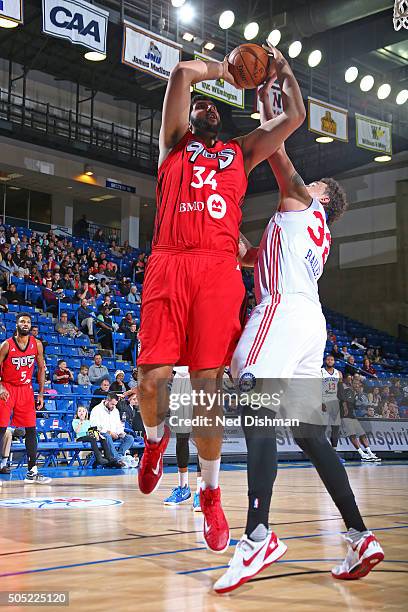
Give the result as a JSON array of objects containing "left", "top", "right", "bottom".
[
  {"left": 136, "top": 43, "right": 306, "bottom": 552},
  {"left": 0, "top": 312, "right": 51, "bottom": 484}
]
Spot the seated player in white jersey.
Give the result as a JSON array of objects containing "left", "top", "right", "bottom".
[
  {"left": 322, "top": 354, "right": 343, "bottom": 458},
  {"left": 214, "top": 78, "right": 384, "bottom": 594},
  {"left": 163, "top": 367, "right": 202, "bottom": 510}
]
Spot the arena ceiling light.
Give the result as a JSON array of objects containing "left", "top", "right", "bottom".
[
  {"left": 179, "top": 3, "right": 195, "bottom": 23},
  {"left": 316, "top": 136, "right": 333, "bottom": 143},
  {"left": 0, "top": 18, "right": 19, "bottom": 29},
  {"left": 344, "top": 66, "right": 358, "bottom": 83},
  {"left": 250, "top": 111, "right": 260, "bottom": 120},
  {"left": 267, "top": 29, "right": 281, "bottom": 46},
  {"left": 203, "top": 41, "right": 215, "bottom": 51},
  {"left": 84, "top": 164, "right": 94, "bottom": 176},
  {"left": 288, "top": 41, "right": 302, "bottom": 58},
  {"left": 360, "top": 74, "right": 374, "bottom": 92},
  {"left": 308, "top": 50, "right": 322, "bottom": 67},
  {"left": 171, "top": 0, "right": 186, "bottom": 7},
  {"left": 219, "top": 10, "right": 235, "bottom": 30},
  {"left": 182, "top": 32, "right": 194, "bottom": 41},
  {"left": 396, "top": 89, "right": 408, "bottom": 105},
  {"left": 84, "top": 51, "right": 106, "bottom": 62},
  {"left": 374, "top": 155, "right": 392, "bottom": 162},
  {"left": 244, "top": 22, "right": 259, "bottom": 41},
  {"left": 377, "top": 83, "right": 391, "bottom": 100}
]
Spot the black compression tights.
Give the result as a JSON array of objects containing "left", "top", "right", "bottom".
[{"left": 176, "top": 433, "right": 201, "bottom": 473}]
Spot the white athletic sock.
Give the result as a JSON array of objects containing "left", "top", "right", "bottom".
[
  {"left": 346, "top": 528, "right": 370, "bottom": 545},
  {"left": 179, "top": 471, "right": 188, "bottom": 488},
  {"left": 249, "top": 524, "right": 268, "bottom": 542},
  {"left": 357, "top": 447, "right": 367, "bottom": 457},
  {"left": 196, "top": 476, "right": 202, "bottom": 493},
  {"left": 28, "top": 465, "right": 38, "bottom": 474},
  {"left": 199, "top": 457, "right": 220, "bottom": 490},
  {"left": 365, "top": 447, "right": 375, "bottom": 456},
  {"left": 144, "top": 422, "right": 164, "bottom": 444}
]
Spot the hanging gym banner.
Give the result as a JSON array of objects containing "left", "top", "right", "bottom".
[
  {"left": 193, "top": 52, "right": 245, "bottom": 110},
  {"left": 355, "top": 113, "right": 392, "bottom": 154},
  {"left": 122, "top": 21, "right": 182, "bottom": 81},
  {"left": 308, "top": 97, "right": 348, "bottom": 142},
  {"left": 0, "top": 0, "right": 23, "bottom": 25},
  {"left": 42, "top": 0, "right": 109, "bottom": 54}
]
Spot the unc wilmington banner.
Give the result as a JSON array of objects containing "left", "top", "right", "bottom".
[
  {"left": 42, "top": 0, "right": 109, "bottom": 54},
  {"left": 0, "top": 0, "right": 23, "bottom": 24},
  {"left": 193, "top": 52, "right": 245, "bottom": 110},
  {"left": 122, "top": 21, "right": 182, "bottom": 81},
  {"left": 355, "top": 113, "right": 392, "bottom": 154},
  {"left": 308, "top": 96, "right": 348, "bottom": 142}
]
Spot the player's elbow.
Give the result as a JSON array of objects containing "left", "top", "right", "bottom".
[{"left": 170, "top": 62, "right": 191, "bottom": 83}]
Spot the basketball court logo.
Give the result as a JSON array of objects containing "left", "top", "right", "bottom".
[{"left": 0, "top": 497, "right": 123, "bottom": 509}]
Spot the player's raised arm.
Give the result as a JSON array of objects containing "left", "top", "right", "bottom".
[
  {"left": 258, "top": 78, "right": 311, "bottom": 210},
  {"left": 239, "top": 45, "right": 306, "bottom": 176},
  {"left": 0, "top": 340, "right": 10, "bottom": 401},
  {"left": 35, "top": 339, "right": 46, "bottom": 409},
  {"left": 238, "top": 233, "right": 258, "bottom": 268},
  {"left": 159, "top": 58, "right": 240, "bottom": 166}
]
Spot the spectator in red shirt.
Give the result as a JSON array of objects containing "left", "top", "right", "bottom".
[{"left": 53, "top": 360, "right": 74, "bottom": 385}]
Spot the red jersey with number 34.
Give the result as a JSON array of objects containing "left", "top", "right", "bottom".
[
  {"left": 255, "top": 198, "right": 332, "bottom": 304},
  {"left": 1, "top": 335, "right": 38, "bottom": 386},
  {"left": 153, "top": 131, "right": 248, "bottom": 255}
]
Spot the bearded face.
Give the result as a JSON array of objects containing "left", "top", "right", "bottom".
[{"left": 190, "top": 100, "right": 221, "bottom": 137}]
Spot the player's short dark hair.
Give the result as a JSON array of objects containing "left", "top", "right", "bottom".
[
  {"left": 16, "top": 312, "right": 32, "bottom": 322},
  {"left": 189, "top": 94, "right": 216, "bottom": 114},
  {"left": 321, "top": 178, "right": 348, "bottom": 224}
]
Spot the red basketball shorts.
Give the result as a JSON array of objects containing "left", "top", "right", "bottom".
[
  {"left": 138, "top": 249, "right": 246, "bottom": 370},
  {"left": 0, "top": 383, "right": 36, "bottom": 428}
]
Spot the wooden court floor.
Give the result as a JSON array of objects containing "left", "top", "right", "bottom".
[{"left": 0, "top": 462, "right": 407, "bottom": 611}]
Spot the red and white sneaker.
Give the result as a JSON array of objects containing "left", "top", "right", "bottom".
[
  {"left": 200, "top": 487, "right": 230, "bottom": 553},
  {"left": 213, "top": 532, "right": 287, "bottom": 594},
  {"left": 332, "top": 531, "right": 384, "bottom": 580},
  {"left": 138, "top": 425, "right": 170, "bottom": 495}
]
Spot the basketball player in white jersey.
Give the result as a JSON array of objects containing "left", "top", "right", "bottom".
[
  {"left": 214, "top": 79, "right": 384, "bottom": 593},
  {"left": 322, "top": 355, "right": 343, "bottom": 453}
]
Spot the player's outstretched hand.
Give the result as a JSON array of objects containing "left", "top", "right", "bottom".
[
  {"left": 261, "top": 42, "right": 284, "bottom": 81},
  {"left": 0, "top": 387, "right": 10, "bottom": 402},
  {"left": 258, "top": 77, "right": 276, "bottom": 103}
]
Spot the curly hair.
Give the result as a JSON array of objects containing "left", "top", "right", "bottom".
[{"left": 321, "top": 178, "right": 348, "bottom": 224}]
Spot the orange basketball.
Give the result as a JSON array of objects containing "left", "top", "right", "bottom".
[{"left": 228, "top": 44, "right": 269, "bottom": 89}]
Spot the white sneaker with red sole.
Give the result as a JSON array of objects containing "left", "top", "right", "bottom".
[
  {"left": 332, "top": 531, "right": 384, "bottom": 580},
  {"left": 213, "top": 532, "right": 287, "bottom": 594}
]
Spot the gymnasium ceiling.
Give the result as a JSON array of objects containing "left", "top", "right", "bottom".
[{"left": 0, "top": 0, "right": 407, "bottom": 193}]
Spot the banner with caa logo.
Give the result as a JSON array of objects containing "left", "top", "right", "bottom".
[
  {"left": 42, "top": 0, "right": 109, "bottom": 54},
  {"left": 0, "top": 0, "right": 23, "bottom": 24},
  {"left": 122, "top": 21, "right": 182, "bottom": 81},
  {"left": 355, "top": 113, "right": 392, "bottom": 154}
]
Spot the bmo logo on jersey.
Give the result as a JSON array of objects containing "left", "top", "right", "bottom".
[
  {"left": 12, "top": 355, "right": 36, "bottom": 370},
  {"left": 207, "top": 194, "right": 227, "bottom": 219}
]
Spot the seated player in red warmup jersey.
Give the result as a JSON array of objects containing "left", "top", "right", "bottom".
[
  {"left": 0, "top": 312, "right": 51, "bottom": 484},
  {"left": 133, "top": 43, "right": 306, "bottom": 553}
]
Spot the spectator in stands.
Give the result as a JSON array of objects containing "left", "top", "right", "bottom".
[
  {"left": 109, "top": 241, "right": 122, "bottom": 258},
  {"left": 362, "top": 358, "right": 377, "bottom": 378},
  {"left": 354, "top": 383, "right": 370, "bottom": 417},
  {"left": 41, "top": 279, "right": 59, "bottom": 314},
  {"left": 75, "top": 281, "right": 94, "bottom": 304},
  {"left": 380, "top": 402, "right": 390, "bottom": 419},
  {"left": 4, "top": 283, "right": 23, "bottom": 305},
  {"left": 87, "top": 278, "right": 98, "bottom": 300},
  {"left": 128, "top": 367, "right": 138, "bottom": 390},
  {"left": 72, "top": 406, "right": 110, "bottom": 466},
  {"left": 381, "top": 386, "right": 391, "bottom": 402},
  {"left": 341, "top": 345, "right": 351, "bottom": 360},
  {"left": 391, "top": 379, "right": 403, "bottom": 403},
  {"left": 73, "top": 214, "right": 89, "bottom": 239},
  {"left": 133, "top": 253, "right": 146, "bottom": 283},
  {"left": 327, "top": 329, "right": 337, "bottom": 343},
  {"left": 60, "top": 272, "right": 74, "bottom": 290},
  {"left": 118, "top": 278, "right": 131, "bottom": 297},
  {"left": 31, "top": 325, "right": 47, "bottom": 349},
  {"left": 388, "top": 398, "right": 400, "bottom": 420},
  {"left": 366, "top": 406, "right": 377, "bottom": 419},
  {"left": 96, "top": 305, "right": 114, "bottom": 350},
  {"left": 368, "top": 387, "right": 381, "bottom": 413},
  {"left": 119, "top": 311, "right": 134, "bottom": 333},
  {"left": 105, "top": 261, "right": 117, "bottom": 280},
  {"left": 127, "top": 285, "right": 141, "bottom": 304},
  {"left": 88, "top": 354, "right": 110, "bottom": 386},
  {"left": 351, "top": 337, "right": 365, "bottom": 350},
  {"left": 118, "top": 393, "right": 144, "bottom": 442},
  {"left": 55, "top": 312, "right": 83, "bottom": 339},
  {"left": 2, "top": 252, "right": 19, "bottom": 275},
  {"left": 98, "top": 294, "right": 119, "bottom": 317},
  {"left": 344, "top": 356, "right": 358, "bottom": 377},
  {"left": 94, "top": 228, "right": 105, "bottom": 242},
  {"left": 98, "top": 277, "right": 110, "bottom": 295},
  {"left": 89, "top": 393, "right": 134, "bottom": 466},
  {"left": 53, "top": 359, "right": 74, "bottom": 385},
  {"left": 90, "top": 377, "right": 111, "bottom": 409},
  {"left": 77, "top": 298, "right": 94, "bottom": 339},
  {"left": 330, "top": 343, "right": 343, "bottom": 360},
  {"left": 110, "top": 370, "right": 129, "bottom": 393},
  {"left": 0, "top": 289, "right": 8, "bottom": 313},
  {"left": 123, "top": 323, "right": 138, "bottom": 363},
  {"left": 77, "top": 365, "right": 90, "bottom": 386}
]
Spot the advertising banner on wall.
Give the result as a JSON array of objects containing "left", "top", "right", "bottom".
[
  {"left": 355, "top": 113, "right": 392, "bottom": 154},
  {"left": 42, "top": 0, "right": 109, "bottom": 54},
  {"left": 0, "top": 0, "right": 23, "bottom": 24},
  {"left": 193, "top": 52, "right": 245, "bottom": 109},
  {"left": 122, "top": 21, "right": 182, "bottom": 81},
  {"left": 308, "top": 96, "right": 348, "bottom": 142}
]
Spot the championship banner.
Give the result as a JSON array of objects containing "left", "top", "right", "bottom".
[
  {"left": 122, "top": 21, "right": 182, "bottom": 81},
  {"left": 308, "top": 96, "right": 348, "bottom": 142},
  {"left": 0, "top": 0, "right": 23, "bottom": 24},
  {"left": 254, "top": 82, "right": 283, "bottom": 116},
  {"left": 42, "top": 0, "right": 109, "bottom": 54},
  {"left": 355, "top": 113, "right": 392, "bottom": 154},
  {"left": 193, "top": 52, "right": 245, "bottom": 109}
]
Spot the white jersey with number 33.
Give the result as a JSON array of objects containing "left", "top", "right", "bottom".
[{"left": 254, "top": 198, "right": 331, "bottom": 304}]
